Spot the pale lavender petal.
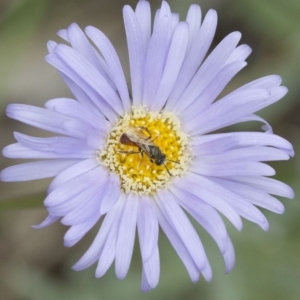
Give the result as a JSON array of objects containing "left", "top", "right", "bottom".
[
  {"left": 96, "top": 195, "right": 126, "bottom": 278},
  {"left": 123, "top": 5, "right": 145, "bottom": 105},
  {"left": 44, "top": 166, "right": 107, "bottom": 210},
  {"left": 137, "top": 195, "right": 159, "bottom": 263},
  {"left": 224, "top": 237, "right": 235, "bottom": 273},
  {"left": 2, "top": 143, "right": 92, "bottom": 160},
  {"left": 63, "top": 213, "right": 100, "bottom": 247},
  {"left": 235, "top": 114, "right": 273, "bottom": 133},
  {"left": 196, "top": 146, "right": 289, "bottom": 164},
  {"left": 156, "top": 189, "right": 208, "bottom": 271},
  {"left": 58, "top": 25, "right": 114, "bottom": 87},
  {"left": 141, "top": 269, "right": 152, "bottom": 292},
  {"left": 189, "top": 86, "right": 288, "bottom": 134},
  {"left": 66, "top": 23, "right": 107, "bottom": 75},
  {"left": 153, "top": 1, "right": 171, "bottom": 32},
  {"left": 99, "top": 172, "right": 121, "bottom": 215},
  {"left": 211, "top": 177, "right": 285, "bottom": 214},
  {"left": 165, "top": 9, "right": 217, "bottom": 110},
  {"left": 73, "top": 197, "right": 124, "bottom": 271},
  {"left": 45, "top": 98, "right": 109, "bottom": 133},
  {"left": 32, "top": 214, "right": 59, "bottom": 229},
  {"left": 47, "top": 40, "right": 57, "bottom": 53},
  {"left": 57, "top": 28, "right": 68, "bottom": 40},
  {"left": 85, "top": 26, "right": 131, "bottom": 113},
  {"left": 225, "top": 44, "right": 252, "bottom": 64},
  {"left": 14, "top": 132, "right": 96, "bottom": 157},
  {"left": 236, "top": 75, "right": 282, "bottom": 90},
  {"left": 151, "top": 22, "right": 189, "bottom": 111},
  {"left": 205, "top": 177, "right": 269, "bottom": 231},
  {"left": 142, "top": 247, "right": 160, "bottom": 290},
  {"left": 190, "top": 161, "right": 275, "bottom": 177},
  {"left": 173, "top": 31, "right": 242, "bottom": 112},
  {"left": 48, "top": 159, "right": 99, "bottom": 193},
  {"left": 210, "top": 132, "right": 294, "bottom": 156},
  {"left": 57, "top": 71, "right": 98, "bottom": 111},
  {"left": 192, "top": 135, "right": 238, "bottom": 156},
  {"left": 181, "top": 60, "right": 247, "bottom": 119},
  {"left": 154, "top": 199, "right": 200, "bottom": 282},
  {"left": 62, "top": 119, "right": 105, "bottom": 149},
  {"left": 60, "top": 176, "right": 107, "bottom": 225},
  {"left": 115, "top": 193, "right": 139, "bottom": 279},
  {"left": 174, "top": 174, "right": 243, "bottom": 230},
  {"left": 185, "top": 4, "right": 201, "bottom": 50},
  {"left": 135, "top": 0, "right": 151, "bottom": 52},
  {"left": 226, "top": 176, "right": 294, "bottom": 199},
  {"left": 1, "top": 159, "right": 80, "bottom": 182},
  {"left": 185, "top": 88, "right": 270, "bottom": 134},
  {"left": 170, "top": 186, "right": 228, "bottom": 254},
  {"left": 6, "top": 104, "right": 70, "bottom": 135},
  {"left": 53, "top": 45, "right": 124, "bottom": 114},
  {"left": 46, "top": 51, "right": 118, "bottom": 122},
  {"left": 142, "top": 12, "right": 171, "bottom": 106}
]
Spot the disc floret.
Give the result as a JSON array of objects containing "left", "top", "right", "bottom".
[{"left": 99, "top": 107, "right": 190, "bottom": 194}]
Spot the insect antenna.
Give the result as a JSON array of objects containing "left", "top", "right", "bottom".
[
  {"left": 163, "top": 163, "right": 172, "bottom": 176},
  {"left": 166, "top": 159, "right": 180, "bottom": 164}
]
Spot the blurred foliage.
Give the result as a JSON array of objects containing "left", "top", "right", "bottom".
[
  {"left": 0, "top": 0, "right": 48, "bottom": 104},
  {"left": 0, "top": 0, "right": 299, "bottom": 299}
]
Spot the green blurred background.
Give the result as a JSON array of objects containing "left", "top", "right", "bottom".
[{"left": 0, "top": 0, "right": 299, "bottom": 299}]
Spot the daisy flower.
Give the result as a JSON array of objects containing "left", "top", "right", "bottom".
[{"left": 1, "top": 0, "right": 294, "bottom": 292}]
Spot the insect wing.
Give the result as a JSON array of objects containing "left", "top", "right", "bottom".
[
  {"left": 125, "top": 126, "right": 155, "bottom": 146},
  {"left": 119, "top": 133, "right": 138, "bottom": 147}
]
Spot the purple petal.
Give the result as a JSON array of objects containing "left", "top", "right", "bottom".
[
  {"left": 190, "top": 161, "right": 275, "bottom": 177},
  {"left": 226, "top": 44, "right": 252, "bottom": 64},
  {"left": 173, "top": 31, "right": 242, "bottom": 112},
  {"left": 137, "top": 195, "right": 159, "bottom": 263},
  {"left": 1, "top": 159, "right": 80, "bottom": 182},
  {"left": 170, "top": 185, "right": 228, "bottom": 254},
  {"left": 48, "top": 159, "right": 99, "bottom": 193},
  {"left": 123, "top": 5, "right": 145, "bottom": 105},
  {"left": 85, "top": 26, "right": 131, "bottom": 113},
  {"left": 63, "top": 213, "right": 100, "bottom": 247},
  {"left": 46, "top": 50, "right": 118, "bottom": 122},
  {"left": 181, "top": 60, "right": 247, "bottom": 119},
  {"left": 45, "top": 98, "right": 109, "bottom": 133},
  {"left": 226, "top": 176, "right": 294, "bottom": 199},
  {"left": 44, "top": 166, "right": 108, "bottom": 211},
  {"left": 211, "top": 177, "right": 285, "bottom": 214},
  {"left": 206, "top": 177, "right": 269, "bottom": 231},
  {"left": 99, "top": 172, "right": 121, "bottom": 215},
  {"left": 115, "top": 193, "right": 139, "bottom": 279},
  {"left": 32, "top": 214, "right": 59, "bottom": 229},
  {"left": 14, "top": 132, "right": 96, "bottom": 157},
  {"left": 196, "top": 146, "right": 289, "bottom": 164},
  {"left": 151, "top": 22, "right": 189, "bottom": 111},
  {"left": 141, "top": 247, "right": 160, "bottom": 290},
  {"left": 142, "top": 11, "right": 171, "bottom": 106},
  {"left": 96, "top": 195, "right": 126, "bottom": 278},
  {"left": 73, "top": 197, "right": 124, "bottom": 271},
  {"left": 192, "top": 135, "right": 238, "bottom": 156},
  {"left": 174, "top": 174, "right": 243, "bottom": 230},
  {"left": 185, "top": 88, "right": 270, "bottom": 134},
  {"left": 154, "top": 198, "right": 200, "bottom": 282},
  {"left": 185, "top": 4, "right": 201, "bottom": 50},
  {"left": 156, "top": 189, "right": 209, "bottom": 271},
  {"left": 6, "top": 104, "right": 70, "bottom": 135},
  {"left": 165, "top": 9, "right": 217, "bottom": 110},
  {"left": 135, "top": 0, "right": 151, "bottom": 52}
]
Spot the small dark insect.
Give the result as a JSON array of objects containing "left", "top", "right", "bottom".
[{"left": 119, "top": 125, "right": 179, "bottom": 176}]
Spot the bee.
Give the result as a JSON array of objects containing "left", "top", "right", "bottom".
[{"left": 119, "top": 125, "right": 178, "bottom": 176}]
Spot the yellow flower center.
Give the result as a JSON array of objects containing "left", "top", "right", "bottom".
[{"left": 99, "top": 107, "right": 190, "bottom": 194}]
